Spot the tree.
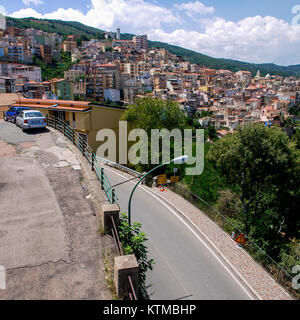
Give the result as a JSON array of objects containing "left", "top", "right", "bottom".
[
  {"left": 216, "top": 189, "right": 242, "bottom": 218},
  {"left": 207, "top": 125, "right": 217, "bottom": 140},
  {"left": 208, "top": 123, "right": 300, "bottom": 254},
  {"left": 292, "top": 128, "right": 300, "bottom": 149},
  {"left": 183, "top": 143, "right": 228, "bottom": 203},
  {"left": 121, "top": 97, "right": 186, "bottom": 134},
  {"left": 76, "top": 34, "right": 90, "bottom": 46},
  {"left": 120, "top": 97, "right": 187, "bottom": 172}
]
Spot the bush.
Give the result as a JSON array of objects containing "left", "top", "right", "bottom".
[
  {"left": 118, "top": 213, "right": 154, "bottom": 299},
  {"left": 216, "top": 189, "right": 242, "bottom": 218}
]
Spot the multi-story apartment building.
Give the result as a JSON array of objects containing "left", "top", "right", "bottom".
[
  {"left": 40, "top": 44, "right": 53, "bottom": 64},
  {"left": 124, "top": 61, "right": 151, "bottom": 77},
  {"left": 62, "top": 41, "right": 77, "bottom": 53},
  {"left": 153, "top": 73, "right": 167, "bottom": 90},
  {"left": 133, "top": 35, "right": 148, "bottom": 51},
  {"left": 73, "top": 80, "right": 86, "bottom": 99},
  {"left": 0, "top": 14, "right": 6, "bottom": 31},
  {"left": 11, "top": 65, "right": 42, "bottom": 82},
  {"left": 50, "top": 78, "right": 74, "bottom": 100},
  {"left": 86, "top": 72, "right": 104, "bottom": 101},
  {"left": 236, "top": 70, "right": 252, "bottom": 86},
  {"left": 64, "top": 69, "right": 85, "bottom": 82},
  {"left": 86, "top": 69, "right": 120, "bottom": 102},
  {"left": 7, "top": 44, "right": 24, "bottom": 63},
  {"left": 112, "top": 39, "right": 135, "bottom": 51}
]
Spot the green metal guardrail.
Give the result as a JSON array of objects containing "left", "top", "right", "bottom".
[{"left": 46, "top": 115, "right": 118, "bottom": 205}]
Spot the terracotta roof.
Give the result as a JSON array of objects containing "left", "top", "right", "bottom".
[
  {"left": 11, "top": 103, "right": 91, "bottom": 112},
  {"left": 19, "top": 98, "right": 91, "bottom": 107},
  {"left": 50, "top": 78, "right": 65, "bottom": 83}
]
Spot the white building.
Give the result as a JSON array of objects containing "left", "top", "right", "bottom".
[
  {"left": 12, "top": 65, "right": 42, "bottom": 82},
  {"left": 0, "top": 14, "right": 6, "bottom": 30}
]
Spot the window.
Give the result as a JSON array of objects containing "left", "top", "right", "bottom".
[
  {"left": 25, "top": 112, "right": 43, "bottom": 118},
  {"left": 54, "top": 111, "right": 65, "bottom": 121}
]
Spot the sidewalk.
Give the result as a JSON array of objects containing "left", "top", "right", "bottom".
[{"left": 149, "top": 186, "right": 292, "bottom": 300}]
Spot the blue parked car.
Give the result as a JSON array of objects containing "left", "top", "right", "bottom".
[{"left": 4, "top": 106, "right": 31, "bottom": 124}]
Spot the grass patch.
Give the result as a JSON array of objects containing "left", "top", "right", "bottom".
[{"left": 102, "top": 252, "right": 120, "bottom": 300}]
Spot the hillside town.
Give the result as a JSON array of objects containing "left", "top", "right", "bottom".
[
  {"left": 0, "top": 4, "right": 300, "bottom": 304},
  {"left": 0, "top": 14, "right": 300, "bottom": 137}
]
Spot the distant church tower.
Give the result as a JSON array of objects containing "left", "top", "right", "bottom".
[
  {"left": 256, "top": 70, "right": 261, "bottom": 79},
  {"left": 116, "top": 28, "right": 120, "bottom": 40}
]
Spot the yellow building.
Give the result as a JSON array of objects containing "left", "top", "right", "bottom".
[
  {"left": 11, "top": 98, "right": 126, "bottom": 158},
  {"left": 62, "top": 41, "right": 77, "bottom": 53},
  {"left": 199, "top": 85, "right": 214, "bottom": 95}
]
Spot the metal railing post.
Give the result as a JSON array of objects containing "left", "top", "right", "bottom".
[
  {"left": 63, "top": 121, "right": 65, "bottom": 136},
  {"left": 72, "top": 128, "right": 75, "bottom": 144},
  {"left": 112, "top": 188, "right": 116, "bottom": 204},
  {"left": 92, "top": 152, "right": 95, "bottom": 171},
  {"left": 54, "top": 117, "right": 57, "bottom": 130},
  {"left": 82, "top": 138, "right": 85, "bottom": 156},
  {"left": 101, "top": 168, "right": 104, "bottom": 188}
]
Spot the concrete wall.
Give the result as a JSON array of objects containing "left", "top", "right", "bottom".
[{"left": 0, "top": 106, "right": 9, "bottom": 119}]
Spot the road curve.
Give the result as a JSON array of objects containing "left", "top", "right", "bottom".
[{"left": 104, "top": 166, "right": 252, "bottom": 300}]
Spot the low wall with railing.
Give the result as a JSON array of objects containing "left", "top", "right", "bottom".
[
  {"left": 47, "top": 115, "right": 138, "bottom": 300},
  {"left": 46, "top": 115, "right": 118, "bottom": 205}
]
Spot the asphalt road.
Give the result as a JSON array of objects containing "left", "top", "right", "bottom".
[{"left": 104, "top": 166, "right": 252, "bottom": 300}]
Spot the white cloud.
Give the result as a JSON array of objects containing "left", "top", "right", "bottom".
[
  {"left": 174, "top": 1, "right": 215, "bottom": 17},
  {"left": 8, "top": 0, "right": 300, "bottom": 65},
  {"left": 9, "top": 8, "right": 43, "bottom": 19},
  {"left": 11, "top": 0, "right": 179, "bottom": 34},
  {"left": 149, "top": 16, "right": 300, "bottom": 65},
  {"left": 22, "top": 0, "right": 44, "bottom": 6},
  {"left": 0, "top": 5, "right": 7, "bottom": 15}
]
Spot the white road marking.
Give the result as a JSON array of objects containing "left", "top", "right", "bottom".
[{"left": 104, "top": 166, "right": 255, "bottom": 300}]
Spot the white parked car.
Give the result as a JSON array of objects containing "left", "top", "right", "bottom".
[{"left": 16, "top": 110, "right": 47, "bottom": 132}]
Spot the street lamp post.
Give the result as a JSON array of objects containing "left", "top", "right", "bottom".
[{"left": 127, "top": 155, "right": 188, "bottom": 226}]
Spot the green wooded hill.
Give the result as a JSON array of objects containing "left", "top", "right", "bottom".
[
  {"left": 6, "top": 16, "right": 300, "bottom": 77},
  {"left": 7, "top": 17, "right": 105, "bottom": 38}
]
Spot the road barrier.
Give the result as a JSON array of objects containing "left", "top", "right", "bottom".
[{"left": 46, "top": 115, "right": 118, "bottom": 205}]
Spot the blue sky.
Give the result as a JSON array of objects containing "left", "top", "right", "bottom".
[{"left": 1, "top": 1, "right": 300, "bottom": 65}]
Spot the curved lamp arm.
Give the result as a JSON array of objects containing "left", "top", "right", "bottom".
[
  {"left": 127, "top": 162, "right": 167, "bottom": 226},
  {"left": 127, "top": 155, "right": 188, "bottom": 225}
]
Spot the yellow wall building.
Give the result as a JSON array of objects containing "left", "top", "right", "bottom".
[{"left": 10, "top": 98, "right": 126, "bottom": 159}]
